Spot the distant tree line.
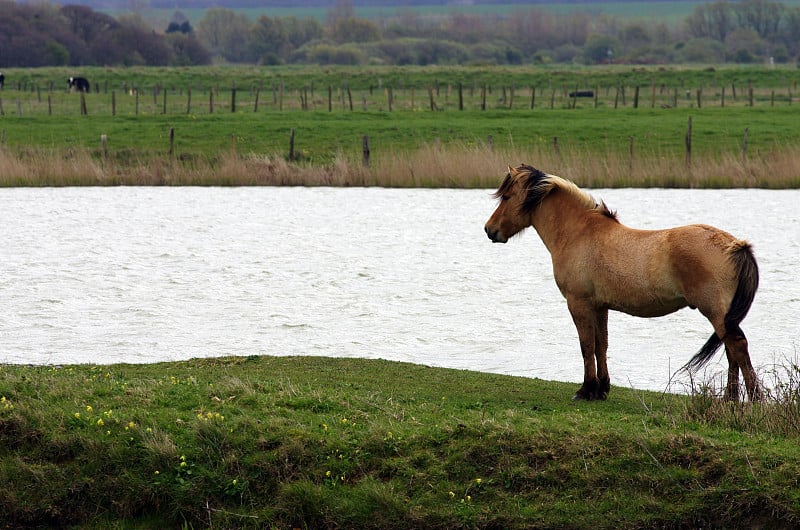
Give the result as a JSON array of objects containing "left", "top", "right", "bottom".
[
  {"left": 0, "top": 0, "right": 210, "bottom": 67},
  {"left": 1, "top": 0, "right": 799, "bottom": 68},
  {"left": 193, "top": 0, "right": 800, "bottom": 66}
]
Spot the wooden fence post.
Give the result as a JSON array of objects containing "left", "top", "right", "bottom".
[
  {"left": 169, "top": 127, "right": 175, "bottom": 159},
  {"left": 633, "top": 85, "right": 640, "bottom": 108},
  {"left": 187, "top": 86, "right": 192, "bottom": 114},
  {"left": 111, "top": 91, "right": 116, "bottom": 116},
  {"left": 328, "top": 85, "right": 332, "bottom": 112},
  {"left": 289, "top": 128, "right": 295, "bottom": 162},
  {"left": 742, "top": 127, "right": 749, "bottom": 164},
  {"left": 629, "top": 136, "right": 634, "bottom": 174},
  {"left": 553, "top": 136, "right": 561, "bottom": 165},
  {"left": 101, "top": 134, "right": 108, "bottom": 160},
  {"left": 254, "top": 88, "right": 259, "bottom": 112},
  {"left": 231, "top": 83, "right": 236, "bottom": 113},
  {"left": 458, "top": 82, "right": 463, "bottom": 111},
  {"left": 685, "top": 116, "right": 692, "bottom": 170},
  {"left": 362, "top": 135, "right": 370, "bottom": 167},
  {"left": 80, "top": 93, "right": 87, "bottom": 115}
]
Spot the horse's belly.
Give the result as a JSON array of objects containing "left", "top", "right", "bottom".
[{"left": 609, "top": 296, "right": 687, "bottom": 318}]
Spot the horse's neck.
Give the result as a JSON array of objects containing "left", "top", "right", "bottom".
[{"left": 531, "top": 192, "right": 591, "bottom": 254}]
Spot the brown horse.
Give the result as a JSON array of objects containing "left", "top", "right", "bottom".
[{"left": 485, "top": 164, "right": 760, "bottom": 401}]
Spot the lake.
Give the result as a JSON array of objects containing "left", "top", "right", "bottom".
[{"left": 1, "top": 186, "right": 797, "bottom": 393}]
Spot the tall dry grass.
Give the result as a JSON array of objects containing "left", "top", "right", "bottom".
[
  {"left": 1, "top": 142, "right": 799, "bottom": 188},
  {"left": 673, "top": 354, "right": 800, "bottom": 438}
]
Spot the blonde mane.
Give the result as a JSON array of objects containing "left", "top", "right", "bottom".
[{"left": 502, "top": 164, "right": 617, "bottom": 220}]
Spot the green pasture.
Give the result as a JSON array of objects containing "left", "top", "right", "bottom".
[
  {"left": 2, "top": 65, "right": 800, "bottom": 167},
  {"left": 3, "top": 105, "right": 799, "bottom": 166},
  {"left": 4, "top": 64, "right": 800, "bottom": 96}
]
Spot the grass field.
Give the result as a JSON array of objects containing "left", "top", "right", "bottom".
[
  {"left": 2, "top": 355, "right": 799, "bottom": 528},
  {"left": 2, "top": 65, "right": 800, "bottom": 188}
]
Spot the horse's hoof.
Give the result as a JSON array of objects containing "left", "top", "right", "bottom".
[{"left": 573, "top": 387, "right": 608, "bottom": 401}]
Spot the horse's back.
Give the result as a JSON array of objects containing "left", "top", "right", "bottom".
[{"left": 555, "top": 221, "right": 745, "bottom": 318}]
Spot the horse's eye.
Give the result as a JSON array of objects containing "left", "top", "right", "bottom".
[{"left": 501, "top": 195, "right": 510, "bottom": 201}]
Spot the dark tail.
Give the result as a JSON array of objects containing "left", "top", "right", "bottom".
[{"left": 683, "top": 242, "right": 759, "bottom": 374}]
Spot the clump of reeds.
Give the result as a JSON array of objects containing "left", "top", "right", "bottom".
[
  {"left": 1, "top": 143, "right": 799, "bottom": 188},
  {"left": 675, "top": 354, "right": 800, "bottom": 437}
]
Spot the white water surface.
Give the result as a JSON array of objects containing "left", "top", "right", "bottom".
[{"left": 1, "top": 187, "right": 797, "bottom": 392}]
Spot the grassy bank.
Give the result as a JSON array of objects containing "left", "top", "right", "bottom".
[{"left": 1, "top": 356, "right": 799, "bottom": 528}]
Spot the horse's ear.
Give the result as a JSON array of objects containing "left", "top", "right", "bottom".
[{"left": 507, "top": 164, "right": 514, "bottom": 175}]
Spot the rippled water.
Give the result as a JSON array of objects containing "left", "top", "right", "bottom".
[{"left": 1, "top": 186, "right": 798, "bottom": 392}]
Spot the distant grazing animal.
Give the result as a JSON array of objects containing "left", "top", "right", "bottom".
[
  {"left": 68, "top": 76, "right": 91, "bottom": 93},
  {"left": 485, "top": 164, "right": 760, "bottom": 402},
  {"left": 568, "top": 90, "right": 594, "bottom": 98},
  {"left": 0, "top": 72, "right": 4, "bottom": 90}
]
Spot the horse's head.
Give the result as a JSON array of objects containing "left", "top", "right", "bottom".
[{"left": 484, "top": 164, "right": 548, "bottom": 243}]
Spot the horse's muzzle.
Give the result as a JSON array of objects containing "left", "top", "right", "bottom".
[{"left": 484, "top": 225, "right": 507, "bottom": 243}]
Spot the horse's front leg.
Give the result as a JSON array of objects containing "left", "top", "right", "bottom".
[
  {"left": 595, "top": 308, "right": 610, "bottom": 398},
  {"left": 567, "top": 298, "right": 606, "bottom": 400}
]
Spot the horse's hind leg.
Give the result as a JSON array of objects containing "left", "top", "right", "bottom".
[
  {"left": 724, "top": 349, "right": 741, "bottom": 401},
  {"left": 724, "top": 332, "right": 761, "bottom": 401}
]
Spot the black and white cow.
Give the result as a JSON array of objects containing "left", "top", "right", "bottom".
[{"left": 68, "top": 76, "right": 91, "bottom": 93}]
